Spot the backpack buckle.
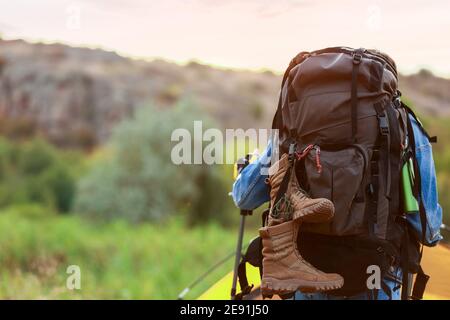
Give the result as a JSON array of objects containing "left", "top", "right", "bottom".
[
  {"left": 393, "top": 97, "right": 401, "bottom": 108},
  {"left": 353, "top": 48, "right": 365, "bottom": 65},
  {"left": 377, "top": 114, "right": 389, "bottom": 136},
  {"left": 353, "top": 53, "right": 362, "bottom": 65},
  {"left": 367, "top": 183, "right": 375, "bottom": 196}
]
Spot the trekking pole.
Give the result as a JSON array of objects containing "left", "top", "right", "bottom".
[
  {"left": 406, "top": 273, "right": 414, "bottom": 299},
  {"left": 177, "top": 244, "right": 252, "bottom": 299},
  {"left": 231, "top": 209, "right": 252, "bottom": 300},
  {"left": 230, "top": 154, "right": 253, "bottom": 300},
  {"left": 178, "top": 250, "right": 236, "bottom": 300}
]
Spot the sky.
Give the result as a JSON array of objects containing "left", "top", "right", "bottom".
[{"left": 1, "top": 0, "right": 450, "bottom": 76}]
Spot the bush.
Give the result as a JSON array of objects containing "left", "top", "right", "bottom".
[
  {"left": 0, "top": 210, "right": 253, "bottom": 299},
  {"left": 0, "top": 138, "right": 78, "bottom": 213},
  {"left": 75, "top": 101, "right": 234, "bottom": 225}
]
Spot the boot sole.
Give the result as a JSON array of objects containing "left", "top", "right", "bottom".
[
  {"left": 292, "top": 201, "right": 334, "bottom": 223},
  {"left": 261, "top": 277, "right": 344, "bottom": 296}
]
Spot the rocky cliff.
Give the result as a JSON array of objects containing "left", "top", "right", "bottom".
[{"left": 0, "top": 39, "right": 448, "bottom": 148}]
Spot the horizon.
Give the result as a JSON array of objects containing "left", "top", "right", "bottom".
[
  {"left": 1, "top": 0, "right": 450, "bottom": 77},
  {"left": 2, "top": 37, "right": 448, "bottom": 80}
]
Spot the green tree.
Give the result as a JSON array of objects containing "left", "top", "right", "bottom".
[
  {"left": 75, "top": 101, "right": 233, "bottom": 225},
  {"left": 0, "top": 138, "right": 77, "bottom": 212}
]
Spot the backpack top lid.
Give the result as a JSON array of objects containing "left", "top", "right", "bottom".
[{"left": 275, "top": 47, "right": 399, "bottom": 146}]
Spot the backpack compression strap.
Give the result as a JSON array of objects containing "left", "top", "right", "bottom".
[
  {"left": 367, "top": 102, "right": 390, "bottom": 236},
  {"left": 351, "top": 48, "right": 365, "bottom": 142}
]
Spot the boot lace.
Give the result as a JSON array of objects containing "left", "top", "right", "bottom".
[{"left": 271, "top": 194, "right": 293, "bottom": 220}]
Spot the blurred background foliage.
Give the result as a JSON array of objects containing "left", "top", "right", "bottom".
[
  {"left": 75, "top": 101, "right": 234, "bottom": 225},
  {"left": 0, "top": 99, "right": 248, "bottom": 299},
  {"left": 0, "top": 137, "right": 81, "bottom": 213}
]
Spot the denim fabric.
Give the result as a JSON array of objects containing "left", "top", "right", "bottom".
[
  {"left": 231, "top": 142, "right": 271, "bottom": 210},
  {"left": 406, "top": 115, "right": 443, "bottom": 246},
  {"left": 294, "top": 284, "right": 400, "bottom": 300},
  {"left": 295, "top": 268, "right": 403, "bottom": 300}
]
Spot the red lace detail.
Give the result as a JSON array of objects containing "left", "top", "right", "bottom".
[
  {"left": 295, "top": 144, "right": 322, "bottom": 173},
  {"left": 295, "top": 144, "right": 314, "bottom": 160}
]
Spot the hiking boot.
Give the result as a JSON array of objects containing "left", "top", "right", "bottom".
[
  {"left": 259, "top": 220, "right": 344, "bottom": 296},
  {"left": 267, "top": 153, "right": 335, "bottom": 225}
]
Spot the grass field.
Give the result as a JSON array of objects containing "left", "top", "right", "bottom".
[
  {"left": 0, "top": 205, "right": 258, "bottom": 299},
  {"left": 0, "top": 204, "right": 449, "bottom": 300}
]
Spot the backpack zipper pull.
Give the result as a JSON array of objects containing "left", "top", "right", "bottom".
[{"left": 314, "top": 145, "right": 322, "bottom": 174}]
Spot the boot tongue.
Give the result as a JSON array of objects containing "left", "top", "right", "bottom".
[{"left": 267, "top": 216, "right": 285, "bottom": 226}]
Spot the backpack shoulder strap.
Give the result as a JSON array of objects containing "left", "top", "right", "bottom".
[
  {"left": 402, "top": 101, "right": 437, "bottom": 143},
  {"left": 400, "top": 101, "right": 431, "bottom": 300}
]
